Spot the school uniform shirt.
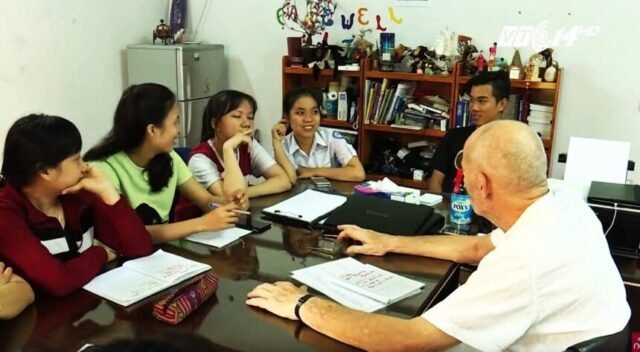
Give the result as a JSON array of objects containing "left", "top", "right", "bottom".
[
  {"left": 0, "top": 182, "right": 152, "bottom": 297},
  {"left": 281, "top": 127, "right": 357, "bottom": 169},
  {"left": 188, "top": 139, "right": 276, "bottom": 189},
  {"left": 422, "top": 190, "right": 630, "bottom": 352},
  {"left": 429, "top": 126, "right": 475, "bottom": 193},
  {"left": 92, "top": 150, "right": 192, "bottom": 225}
]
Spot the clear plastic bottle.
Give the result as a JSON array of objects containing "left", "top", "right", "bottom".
[{"left": 450, "top": 169, "right": 473, "bottom": 225}]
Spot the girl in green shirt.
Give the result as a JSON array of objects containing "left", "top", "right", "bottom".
[{"left": 85, "top": 83, "right": 247, "bottom": 243}]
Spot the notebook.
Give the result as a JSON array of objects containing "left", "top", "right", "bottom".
[
  {"left": 263, "top": 189, "right": 347, "bottom": 224},
  {"left": 83, "top": 249, "right": 211, "bottom": 306},
  {"left": 324, "top": 194, "right": 444, "bottom": 235},
  {"left": 186, "top": 227, "right": 253, "bottom": 248},
  {"left": 291, "top": 257, "right": 424, "bottom": 312}
]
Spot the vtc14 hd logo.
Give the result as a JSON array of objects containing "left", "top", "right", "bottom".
[{"left": 498, "top": 21, "right": 600, "bottom": 51}]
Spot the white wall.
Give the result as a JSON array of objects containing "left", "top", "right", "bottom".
[
  {"left": 191, "top": 0, "right": 640, "bottom": 181},
  {"left": 1, "top": 0, "right": 168, "bottom": 155},
  {"left": 3, "top": 1, "right": 639, "bottom": 182}
]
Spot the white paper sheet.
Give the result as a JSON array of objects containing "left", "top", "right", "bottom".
[
  {"left": 564, "top": 137, "right": 630, "bottom": 185},
  {"left": 83, "top": 266, "right": 169, "bottom": 306},
  {"left": 123, "top": 249, "right": 210, "bottom": 284},
  {"left": 83, "top": 249, "right": 211, "bottom": 306},
  {"left": 187, "top": 227, "right": 252, "bottom": 248},
  {"left": 291, "top": 257, "right": 423, "bottom": 311},
  {"left": 263, "top": 190, "right": 347, "bottom": 223}
]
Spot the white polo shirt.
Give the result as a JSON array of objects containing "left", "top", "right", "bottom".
[
  {"left": 281, "top": 127, "right": 357, "bottom": 169},
  {"left": 423, "top": 191, "right": 630, "bottom": 352},
  {"left": 188, "top": 139, "right": 276, "bottom": 189}
]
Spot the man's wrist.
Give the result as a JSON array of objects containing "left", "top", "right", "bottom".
[{"left": 294, "top": 293, "right": 315, "bottom": 322}]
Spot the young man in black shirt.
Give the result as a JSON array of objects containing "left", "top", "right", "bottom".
[{"left": 429, "top": 71, "right": 510, "bottom": 193}]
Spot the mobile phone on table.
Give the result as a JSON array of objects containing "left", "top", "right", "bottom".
[
  {"left": 311, "top": 176, "right": 331, "bottom": 188},
  {"left": 238, "top": 215, "right": 271, "bottom": 233}
]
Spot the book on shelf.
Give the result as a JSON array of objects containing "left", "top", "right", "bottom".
[
  {"left": 83, "top": 249, "right": 211, "bottom": 306},
  {"left": 384, "top": 82, "right": 416, "bottom": 124},
  {"left": 502, "top": 94, "right": 521, "bottom": 120},
  {"left": 390, "top": 123, "right": 422, "bottom": 130},
  {"left": 291, "top": 257, "right": 424, "bottom": 312},
  {"left": 529, "top": 103, "right": 554, "bottom": 113},
  {"left": 455, "top": 94, "right": 471, "bottom": 128}
]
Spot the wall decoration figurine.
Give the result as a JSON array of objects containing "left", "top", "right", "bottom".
[{"left": 277, "top": 0, "right": 338, "bottom": 46}]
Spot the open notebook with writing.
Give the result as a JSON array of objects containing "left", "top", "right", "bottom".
[
  {"left": 291, "top": 257, "right": 424, "bottom": 312},
  {"left": 263, "top": 189, "right": 347, "bottom": 225},
  {"left": 83, "top": 249, "right": 211, "bottom": 306}
]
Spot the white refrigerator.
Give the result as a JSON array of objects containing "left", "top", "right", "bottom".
[{"left": 126, "top": 44, "right": 226, "bottom": 147}]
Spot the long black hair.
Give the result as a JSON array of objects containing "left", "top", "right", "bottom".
[
  {"left": 84, "top": 83, "right": 176, "bottom": 192},
  {"left": 200, "top": 90, "right": 257, "bottom": 142},
  {"left": 1, "top": 114, "right": 82, "bottom": 189}
]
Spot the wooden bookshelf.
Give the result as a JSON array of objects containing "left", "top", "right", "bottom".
[
  {"left": 457, "top": 75, "right": 557, "bottom": 90},
  {"left": 364, "top": 124, "right": 446, "bottom": 138},
  {"left": 365, "top": 70, "right": 454, "bottom": 83},
  {"left": 281, "top": 56, "right": 564, "bottom": 181},
  {"left": 320, "top": 118, "right": 354, "bottom": 129},
  {"left": 283, "top": 66, "right": 361, "bottom": 78}
]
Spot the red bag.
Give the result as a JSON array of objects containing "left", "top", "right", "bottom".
[{"left": 152, "top": 273, "right": 218, "bottom": 325}]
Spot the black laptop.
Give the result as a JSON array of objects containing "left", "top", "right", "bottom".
[
  {"left": 323, "top": 194, "right": 444, "bottom": 235},
  {"left": 587, "top": 181, "right": 640, "bottom": 209}
]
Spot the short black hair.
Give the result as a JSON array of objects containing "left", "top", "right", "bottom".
[
  {"left": 282, "top": 87, "right": 322, "bottom": 116},
  {"left": 466, "top": 71, "right": 510, "bottom": 102},
  {"left": 201, "top": 90, "right": 258, "bottom": 142},
  {"left": 1, "top": 114, "right": 82, "bottom": 188}
]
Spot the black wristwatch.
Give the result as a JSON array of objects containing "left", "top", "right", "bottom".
[{"left": 295, "top": 293, "right": 315, "bottom": 321}]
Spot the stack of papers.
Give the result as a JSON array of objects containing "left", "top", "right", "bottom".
[
  {"left": 83, "top": 249, "right": 211, "bottom": 306},
  {"left": 291, "top": 257, "right": 424, "bottom": 312},
  {"left": 419, "top": 193, "right": 443, "bottom": 206},
  {"left": 186, "top": 227, "right": 252, "bottom": 248},
  {"left": 354, "top": 178, "right": 420, "bottom": 204},
  {"left": 263, "top": 189, "right": 347, "bottom": 223}
]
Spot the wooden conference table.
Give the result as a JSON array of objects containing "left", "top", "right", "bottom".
[{"left": 0, "top": 181, "right": 460, "bottom": 352}]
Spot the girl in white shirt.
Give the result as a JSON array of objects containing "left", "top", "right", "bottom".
[
  {"left": 189, "top": 90, "right": 291, "bottom": 198},
  {"left": 272, "top": 87, "right": 365, "bottom": 183}
]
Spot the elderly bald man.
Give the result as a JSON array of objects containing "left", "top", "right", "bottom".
[{"left": 246, "top": 121, "right": 630, "bottom": 351}]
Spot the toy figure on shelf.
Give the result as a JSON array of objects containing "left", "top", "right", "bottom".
[
  {"left": 489, "top": 42, "right": 497, "bottom": 60},
  {"left": 476, "top": 50, "right": 486, "bottom": 73},
  {"left": 527, "top": 53, "right": 543, "bottom": 82},
  {"left": 460, "top": 41, "right": 478, "bottom": 75},
  {"left": 153, "top": 19, "right": 173, "bottom": 45},
  {"left": 350, "top": 29, "right": 374, "bottom": 61},
  {"left": 488, "top": 42, "right": 497, "bottom": 71},
  {"left": 509, "top": 49, "right": 525, "bottom": 80}
]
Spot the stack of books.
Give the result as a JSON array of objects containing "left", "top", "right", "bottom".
[
  {"left": 396, "top": 100, "right": 449, "bottom": 130},
  {"left": 527, "top": 103, "right": 553, "bottom": 138},
  {"left": 364, "top": 80, "right": 416, "bottom": 125}
]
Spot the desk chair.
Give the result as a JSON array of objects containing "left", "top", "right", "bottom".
[
  {"left": 171, "top": 147, "right": 192, "bottom": 222},
  {"left": 175, "top": 147, "right": 191, "bottom": 164},
  {"left": 564, "top": 320, "right": 630, "bottom": 352}
]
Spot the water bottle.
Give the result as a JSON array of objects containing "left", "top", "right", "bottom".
[{"left": 450, "top": 169, "right": 472, "bottom": 225}]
